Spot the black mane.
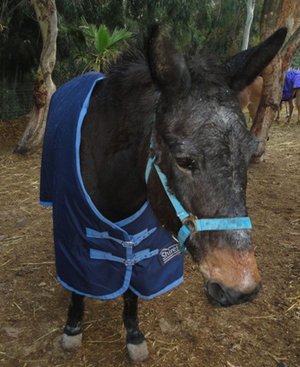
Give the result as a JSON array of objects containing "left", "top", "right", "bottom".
[{"left": 106, "top": 48, "right": 153, "bottom": 95}]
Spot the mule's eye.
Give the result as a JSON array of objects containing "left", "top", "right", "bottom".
[{"left": 175, "top": 157, "right": 196, "bottom": 171}]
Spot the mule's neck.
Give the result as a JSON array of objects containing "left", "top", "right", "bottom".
[{"left": 80, "top": 75, "right": 158, "bottom": 222}]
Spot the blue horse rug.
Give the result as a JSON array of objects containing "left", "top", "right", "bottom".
[
  {"left": 40, "top": 72, "right": 184, "bottom": 300},
  {"left": 282, "top": 69, "right": 300, "bottom": 101}
]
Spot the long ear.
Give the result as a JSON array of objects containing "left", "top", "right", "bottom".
[
  {"left": 147, "top": 25, "right": 191, "bottom": 95},
  {"left": 226, "top": 27, "right": 287, "bottom": 91}
]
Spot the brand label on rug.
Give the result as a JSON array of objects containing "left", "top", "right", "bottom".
[{"left": 159, "top": 243, "right": 180, "bottom": 265}]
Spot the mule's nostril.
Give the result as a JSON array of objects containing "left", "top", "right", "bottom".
[
  {"left": 206, "top": 281, "right": 262, "bottom": 307},
  {"left": 206, "top": 281, "right": 229, "bottom": 306}
]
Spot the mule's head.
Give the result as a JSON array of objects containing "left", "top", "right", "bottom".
[{"left": 147, "top": 27, "right": 287, "bottom": 307}]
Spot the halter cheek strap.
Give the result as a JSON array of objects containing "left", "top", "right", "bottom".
[{"left": 145, "top": 155, "right": 252, "bottom": 252}]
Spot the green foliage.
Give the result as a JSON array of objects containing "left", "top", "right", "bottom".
[
  {"left": 291, "top": 49, "right": 300, "bottom": 69},
  {"left": 0, "top": 3, "right": 41, "bottom": 82},
  {"left": 96, "top": 25, "right": 110, "bottom": 54},
  {"left": 1, "top": 0, "right": 266, "bottom": 89},
  {"left": 75, "top": 20, "right": 132, "bottom": 72}
]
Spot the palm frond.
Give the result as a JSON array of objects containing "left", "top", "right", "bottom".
[
  {"left": 107, "top": 28, "right": 132, "bottom": 49},
  {"left": 95, "top": 24, "right": 110, "bottom": 55}
]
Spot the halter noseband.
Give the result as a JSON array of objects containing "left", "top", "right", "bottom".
[{"left": 145, "top": 148, "right": 252, "bottom": 253}]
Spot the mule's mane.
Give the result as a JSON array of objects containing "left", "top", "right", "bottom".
[
  {"left": 108, "top": 48, "right": 146, "bottom": 71},
  {"left": 106, "top": 48, "right": 152, "bottom": 91},
  {"left": 106, "top": 42, "right": 229, "bottom": 98}
]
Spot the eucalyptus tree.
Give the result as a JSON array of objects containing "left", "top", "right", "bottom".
[
  {"left": 251, "top": 0, "right": 300, "bottom": 159},
  {"left": 242, "top": 0, "right": 256, "bottom": 50},
  {"left": 15, "top": 0, "right": 57, "bottom": 154}
]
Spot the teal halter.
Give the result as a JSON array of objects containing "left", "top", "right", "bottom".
[{"left": 145, "top": 149, "right": 252, "bottom": 253}]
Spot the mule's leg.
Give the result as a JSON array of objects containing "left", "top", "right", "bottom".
[
  {"left": 295, "top": 89, "right": 300, "bottom": 123},
  {"left": 276, "top": 101, "right": 282, "bottom": 121},
  {"left": 287, "top": 99, "right": 294, "bottom": 122},
  {"left": 123, "top": 289, "right": 149, "bottom": 362},
  {"left": 62, "top": 292, "right": 85, "bottom": 350}
]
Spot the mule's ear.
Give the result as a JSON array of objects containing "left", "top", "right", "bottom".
[
  {"left": 147, "top": 25, "right": 191, "bottom": 95},
  {"left": 226, "top": 27, "right": 287, "bottom": 91}
]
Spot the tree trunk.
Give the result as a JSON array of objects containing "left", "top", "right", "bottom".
[
  {"left": 242, "top": 0, "right": 256, "bottom": 51},
  {"left": 14, "top": 0, "right": 57, "bottom": 155},
  {"left": 250, "top": 0, "right": 300, "bottom": 161}
]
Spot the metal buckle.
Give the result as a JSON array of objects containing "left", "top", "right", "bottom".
[
  {"left": 182, "top": 214, "right": 198, "bottom": 233},
  {"left": 122, "top": 241, "right": 135, "bottom": 248},
  {"left": 124, "top": 258, "right": 136, "bottom": 266}
]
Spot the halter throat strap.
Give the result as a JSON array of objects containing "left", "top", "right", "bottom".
[{"left": 145, "top": 153, "right": 252, "bottom": 252}]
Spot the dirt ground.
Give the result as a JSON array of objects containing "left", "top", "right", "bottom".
[{"left": 0, "top": 113, "right": 299, "bottom": 367}]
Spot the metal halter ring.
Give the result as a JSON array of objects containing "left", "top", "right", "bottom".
[{"left": 182, "top": 214, "right": 198, "bottom": 234}]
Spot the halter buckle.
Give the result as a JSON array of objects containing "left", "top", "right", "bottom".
[{"left": 182, "top": 214, "right": 198, "bottom": 233}]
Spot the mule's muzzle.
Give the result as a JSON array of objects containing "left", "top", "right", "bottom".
[{"left": 206, "top": 280, "right": 262, "bottom": 307}]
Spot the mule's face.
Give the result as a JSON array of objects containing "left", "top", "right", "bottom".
[
  {"left": 155, "top": 73, "right": 260, "bottom": 306},
  {"left": 148, "top": 26, "right": 287, "bottom": 306}
]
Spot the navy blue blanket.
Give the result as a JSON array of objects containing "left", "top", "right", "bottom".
[{"left": 40, "top": 72, "right": 183, "bottom": 299}]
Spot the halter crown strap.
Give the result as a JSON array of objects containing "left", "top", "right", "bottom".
[{"left": 145, "top": 155, "right": 252, "bottom": 252}]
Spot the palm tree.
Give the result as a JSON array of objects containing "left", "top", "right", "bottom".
[{"left": 78, "top": 19, "right": 132, "bottom": 72}]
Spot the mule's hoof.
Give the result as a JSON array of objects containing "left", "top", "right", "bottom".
[
  {"left": 61, "top": 333, "right": 82, "bottom": 351},
  {"left": 127, "top": 341, "right": 149, "bottom": 362}
]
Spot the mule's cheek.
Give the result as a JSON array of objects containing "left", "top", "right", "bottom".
[{"left": 199, "top": 247, "right": 261, "bottom": 293}]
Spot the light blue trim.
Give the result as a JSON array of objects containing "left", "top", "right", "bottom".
[
  {"left": 90, "top": 249, "right": 125, "bottom": 263},
  {"left": 197, "top": 217, "right": 252, "bottom": 231},
  {"left": 75, "top": 76, "right": 153, "bottom": 240},
  {"left": 115, "top": 201, "right": 149, "bottom": 227},
  {"left": 129, "top": 227, "right": 157, "bottom": 244},
  {"left": 40, "top": 201, "right": 53, "bottom": 207},
  {"left": 145, "top": 155, "right": 155, "bottom": 183},
  {"left": 56, "top": 275, "right": 132, "bottom": 300},
  {"left": 152, "top": 161, "right": 189, "bottom": 222},
  {"left": 133, "top": 248, "right": 159, "bottom": 263},
  {"left": 178, "top": 217, "right": 252, "bottom": 245},
  {"left": 130, "top": 276, "right": 184, "bottom": 300},
  {"left": 86, "top": 227, "right": 157, "bottom": 246},
  {"left": 57, "top": 274, "right": 183, "bottom": 301},
  {"left": 75, "top": 75, "right": 129, "bottom": 237},
  {"left": 177, "top": 225, "right": 191, "bottom": 246},
  {"left": 86, "top": 229, "right": 124, "bottom": 245},
  {"left": 89, "top": 247, "right": 159, "bottom": 264}
]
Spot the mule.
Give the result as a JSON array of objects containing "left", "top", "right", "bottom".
[
  {"left": 238, "top": 75, "right": 263, "bottom": 121},
  {"left": 277, "top": 69, "right": 300, "bottom": 123},
  {"left": 40, "top": 26, "right": 286, "bottom": 362},
  {"left": 277, "top": 98, "right": 295, "bottom": 121}
]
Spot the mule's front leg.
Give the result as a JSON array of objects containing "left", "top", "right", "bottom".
[
  {"left": 62, "top": 292, "right": 84, "bottom": 351},
  {"left": 123, "top": 289, "right": 149, "bottom": 362}
]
